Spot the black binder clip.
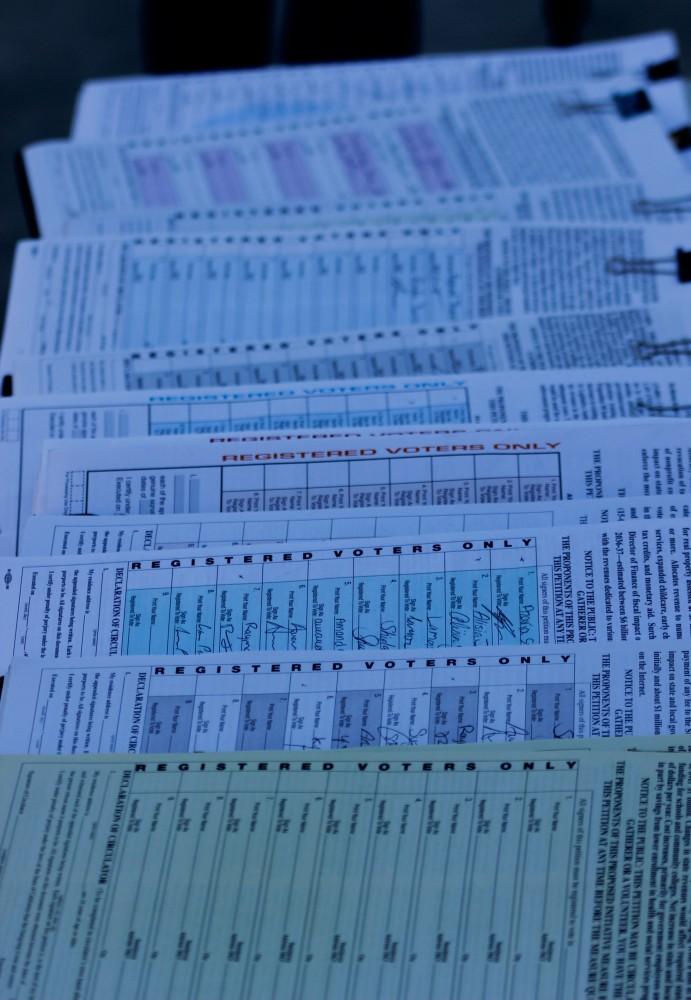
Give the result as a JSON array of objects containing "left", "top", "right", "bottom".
[
  {"left": 632, "top": 195, "right": 691, "bottom": 217},
  {"left": 669, "top": 126, "right": 691, "bottom": 152},
  {"left": 559, "top": 89, "right": 652, "bottom": 118},
  {"left": 645, "top": 57, "right": 681, "bottom": 82},
  {"left": 606, "top": 248, "right": 691, "bottom": 283},
  {"left": 612, "top": 90, "right": 653, "bottom": 118},
  {"left": 13, "top": 151, "right": 40, "bottom": 238}
]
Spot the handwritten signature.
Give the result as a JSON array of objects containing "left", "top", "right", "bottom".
[
  {"left": 352, "top": 619, "right": 397, "bottom": 649},
  {"left": 434, "top": 724, "right": 475, "bottom": 744},
  {"left": 449, "top": 610, "right": 471, "bottom": 644},
  {"left": 519, "top": 604, "right": 536, "bottom": 642},
  {"left": 478, "top": 604, "right": 516, "bottom": 642},
  {"left": 219, "top": 626, "right": 235, "bottom": 653},
  {"left": 264, "top": 620, "right": 305, "bottom": 650},
  {"left": 481, "top": 721, "right": 528, "bottom": 742}
]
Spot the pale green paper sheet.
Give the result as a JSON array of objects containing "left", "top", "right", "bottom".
[{"left": 0, "top": 740, "right": 688, "bottom": 998}]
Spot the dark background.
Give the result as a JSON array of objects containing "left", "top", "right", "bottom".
[{"left": 2, "top": 0, "right": 690, "bottom": 314}]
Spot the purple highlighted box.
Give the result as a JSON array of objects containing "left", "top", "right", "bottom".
[
  {"left": 331, "top": 130, "right": 389, "bottom": 196},
  {"left": 398, "top": 122, "right": 457, "bottom": 192},
  {"left": 198, "top": 147, "right": 249, "bottom": 202},
  {"left": 265, "top": 138, "right": 320, "bottom": 199},
  {"left": 131, "top": 154, "right": 179, "bottom": 206}
]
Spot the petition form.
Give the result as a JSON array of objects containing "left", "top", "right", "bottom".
[
  {"left": 0, "top": 743, "right": 689, "bottom": 1000},
  {"left": 1, "top": 641, "right": 688, "bottom": 755},
  {"left": 0, "top": 392, "right": 481, "bottom": 556},
  {"left": 3, "top": 223, "right": 689, "bottom": 358},
  {"left": 71, "top": 31, "right": 678, "bottom": 138},
  {"left": 8, "top": 363, "right": 691, "bottom": 549},
  {"left": 4, "top": 303, "right": 689, "bottom": 396},
  {"left": 9, "top": 405, "right": 691, "bottom": 555},
  {"left": 57, "top": 365, "right": 691, "bottom": 425},
  {"left": 21, "top": 363, "right": 691, "bottom": 436},
  {"left": 24, "top": 82, "right": 691, "bottom": 237},
  {"left": 34, "top": 420, "right": 691, "bottom": 520},
  {"left": 2, "top": 520, "right": 691, "bottom": 665},
  {"left": 21, "top": 495, "right": 691, "bottom": 556}
]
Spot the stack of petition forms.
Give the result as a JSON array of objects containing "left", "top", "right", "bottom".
[{"left": 0, "top": 32, "right": 691, "bottom": 999}]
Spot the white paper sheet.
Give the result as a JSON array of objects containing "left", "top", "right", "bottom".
[
  {"left": 1, "top": 641, "right": 687, "bottom": 755},
  {"left": 0, "top": 392, "right": 382, "bottom": 556},
  {"left": 25, "top": 82, "right": 691, "bottom": 237},
  {"left": 4, "top": 303, "right": 688, "bottom": 395},
  {"left": 20, "top": 494, "right": 691, "bottom": 556},
  {"left": 32, "top": 421, "right": 691, "bottom": 526},
  {"left": 3, "top": 222, "right": 689, "bottom": 359},
  {"left": 3, "top": 365, "right": 691, "bottom": 552},
  {"left": 71, "top": 31, "right": 679, "bottom": 138},
  {"left": 28, "top": 364, "right": 691, "bottom": 433},
  {"left": 1, "top": 519, "right": 690, "bottom": 670}
]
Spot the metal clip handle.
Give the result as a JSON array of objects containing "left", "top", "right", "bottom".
[
  {"left": 634, "top": 400, "right": 691, "bottom": 415},
  {"left": 558, "top": 98, "right": 611, "bottom": 116},
  {"left": 606, "top": 249, "right": 691, "bottom": 282},
  {"left": 632, "top": 196, "right": 691, "bottom": 217},
  {"left": 634, "top": 339, "right": 691, "bottom": 361}
]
